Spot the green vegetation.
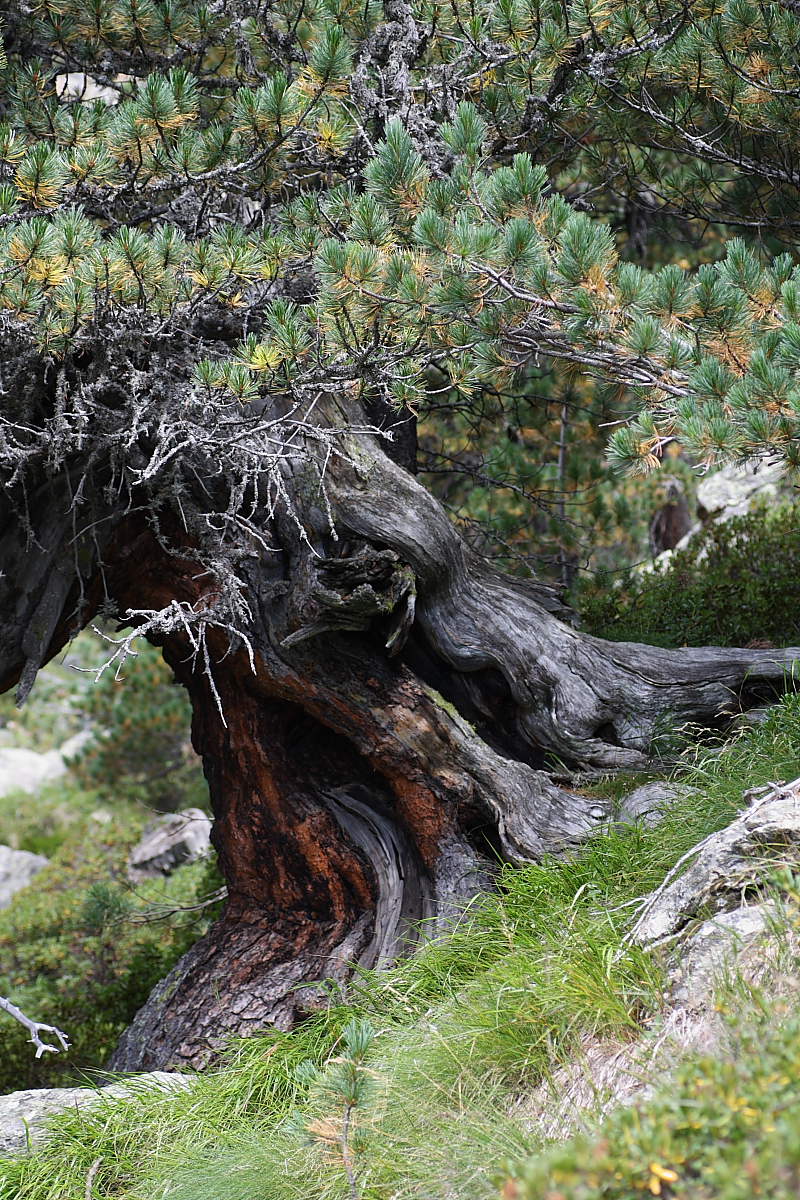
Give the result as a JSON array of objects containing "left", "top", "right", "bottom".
[
  {"left": 0, "top": 661, "right": 93, "bottom": 755},
  {"left": 0, "top": 629, "right": 206, "bottom": 816},
  {"left": 5, "top": 1, "right": 800, "bottom": 611},
  {"left": 504, "top": 1002, "right": 800, "bottom": 1199},
  {"left": 0, "top": 776, "right": 105, "bottom": 860},
  {"left": 6, "top": 3, "right": 800, "bottom": 479},
  {"left": 3, "top": 696, "right": 800, "bottom": 1199},
  {"left": 4, "top": 4, "right": 800, "bottom": 1195},
  {"left": 577, "top": 501, "right": 800, "bottom": 648},
  {"left": 0, "top": 632, "right": 216, "bottom": 1092},
  {"left": 0, "top": 785, "right": 223, "bottom": 1093},
  {"left": 72, "top": 638, "right": 207, "bottom": 813}
]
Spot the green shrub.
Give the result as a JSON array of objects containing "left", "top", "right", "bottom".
[
  {"left": 576, "top": 501, "right": 800, "bottom": 648},
  {"left": 502, "top": 1000, "right": 800, "bottom": 1200},
  {"left": 73, "top": 638, "right": 208, "bottom": 813},
  {"left": 0, "top": 808, "right": 223, "bottom": 1092}
]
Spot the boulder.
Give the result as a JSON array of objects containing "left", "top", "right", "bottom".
[
  {"left": 0, "top": 1073, "right": 193, "bottom": 1157},
  {"left": 669, "top": 901, "right": 779, "bottom": 1008},
  {"left": 0, "top": 732, "right": 92, "bottom": 800},
  {"left": 516, "top": 787, "right": 800, "bottom": 1142},
  {"left": 0, "top": 846, "right": 49, "bottom": 910},
  {"left": 632, "top": 777, "right": 800, "bottom": 946},
  {"left": 127, "top": 809, "right": 212, "bottom": 880},
  {"left": 728, "top": 706, "right": 772, "bottom": 733},
  {"left": 695, "top": 460, "right": 785, "bottom": 521},
  {"left": 0, "top": 748, "right": 66, "bottom": 800},
  {"left": 517, "top": 899, "right": 787, "bottom": 1141},
  {"left": 616, "top": 781, "right": 696, "bottom": 829}
]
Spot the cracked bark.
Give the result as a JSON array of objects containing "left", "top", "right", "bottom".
[{"left": 1, "top": 419, "right": 798, "bottom": 1071}]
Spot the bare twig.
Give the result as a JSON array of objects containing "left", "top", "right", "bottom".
[
  {"left": 85, "top": 1158, "right": 102, "bottom": 1200},
  {"left": 0, "top": 996, "right": 71, "bottom": 1058}
]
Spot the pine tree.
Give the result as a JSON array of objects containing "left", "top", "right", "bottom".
[{"left": 1, "top": 1, "right": 799, "bottom": 1069}]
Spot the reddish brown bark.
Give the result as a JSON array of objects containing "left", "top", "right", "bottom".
[{"left": 3, "top": 445, "right": 799, "bottom": 1072}]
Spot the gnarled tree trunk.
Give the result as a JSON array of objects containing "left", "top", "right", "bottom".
[{"left": 1, "top": 406, "right": 796, "bottom": 1071}]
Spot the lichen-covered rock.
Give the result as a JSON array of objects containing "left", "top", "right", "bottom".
[
  {"left": 127, "top": 809, "right": 212, "bottom": 880},
  {"left": 0, "top": 846, "right": 49, "bottom": 910},
  {"left": 669, "top": 901, "right": 779, "bottom": 1008},
  {"left": 631, "top": 778, "right": 800, "bottom": 946},
  {"left": 0, "top": 1073, "right": 194, "bottom": 1157},
  {"left": 516, "top": 899, "right": 786, "bottom": 1142},
  {"left": 695, "top": 460, "right": 785, "bottom": 521},
  {"left": 516, "top": 798, "right": 798, "bottom": 1143}
]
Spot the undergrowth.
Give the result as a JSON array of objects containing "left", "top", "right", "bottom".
[
  {"left": 503, "top": 996, "right": 800, "bottom": 1199},
  {"left": 2, "top": 697, "right": 800, "bottom": 1199},
  {"left": 0, "top": 795, "right": 223, "bottom": 1093},
  {"left": 576, "top": 500, "right": 800, "bottom": 648}
]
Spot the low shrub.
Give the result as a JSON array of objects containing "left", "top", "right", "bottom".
[
  {"left": 0, "top": 806, "right": 223, "bottom": 1093},
  {"left": 72, "top": 638, "right": 208, "bottom": 813},
  {"left": 576, "top": 501, "right": 800, "bottom": 648},
  {"left": 502, "top": 1000, "right": 800, "bottom": 1199},
  {"left": 0, "top": 777, "right": 105, "bottom": 858}
]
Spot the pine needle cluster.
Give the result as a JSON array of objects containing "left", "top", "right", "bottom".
[{"left": 1, "top": 0, "right": 800, "bottom": 624}]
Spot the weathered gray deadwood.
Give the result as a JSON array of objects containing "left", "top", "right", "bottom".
[
  {"left": 0, "top": 997, "right": 70, "bottom": 1059},
  {"left": 1, "top": 395, "right": 798, "bottom": 1071}
]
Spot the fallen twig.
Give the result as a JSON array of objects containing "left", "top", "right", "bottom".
[
  {"left": 85, "top": 1158, "right": 102, "bottom": 1200},
  {"left": 0, "top": 996, "right": 71, "bottom": 1057}
]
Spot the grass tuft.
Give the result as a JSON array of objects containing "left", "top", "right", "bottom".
[{"left": 2, "top": 695, "right": 800, "bottom": 1199}]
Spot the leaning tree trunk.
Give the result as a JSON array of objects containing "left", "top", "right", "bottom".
[{"left": 1, "top": 409, "right": 797, "bottom": 1071}]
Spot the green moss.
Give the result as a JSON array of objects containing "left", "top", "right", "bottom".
[{"left": 421, "top": 682, "right": 476, "bottom": 729}]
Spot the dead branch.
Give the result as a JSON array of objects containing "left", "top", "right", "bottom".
[{"left": 0, "top": 996, "right": 71, "bottom": 1058}]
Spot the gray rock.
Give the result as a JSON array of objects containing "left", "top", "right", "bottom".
[
  {"left": 669, "top": 901, "right": 778, "bottom": 1008},
  {"left": 0, "top": 732, "right": 92, "bottom": 801},
  {"left": 728, "top": 707, "right": 772, "bottom": 733},
  {"left": 0, "top": 748, "right": 66, "bottom": 799},
  {"left": 0, "top": 846, "right": 49, "bottom": 910},
  {"left": 646, "top": 460, "right": 788, "bottom": 572},
  {"left": 696, "top": 460, "right": 784, "bottom": 521},
  {"left": 515, "top": 786, "right": 800, "bottom": 1143},
  {"left": 632, "top": 778, "right": 800, "bottom": 946},
  {"left": 58, "top": 729, "right": 93, "bottom": 761},
  {"left": 517, "top": 900, "right": 785, "bottom": 1141},
  {"left": 616, "top": 782, "right": 695, "bottom": 829},
  {"left": 127, "top": 809, "right": 212, "bottom": 880},
  {"left": 54, "top": 73, "right": 138, "bottom": 105},
  {"left": 0, "top": 1072, "right": 193, "bottom": 1157}
]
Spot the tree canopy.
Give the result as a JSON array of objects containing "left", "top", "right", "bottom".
[{"left": 2, "top": 2, "right": 800, "bottom": 609}]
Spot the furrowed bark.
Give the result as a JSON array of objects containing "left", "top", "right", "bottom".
[
  {"left": 1, "top": 419, "right": 798, "bottom": 1071},
  {"left": 330, "top": 433, "right": 800, "bottom": 768}
]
